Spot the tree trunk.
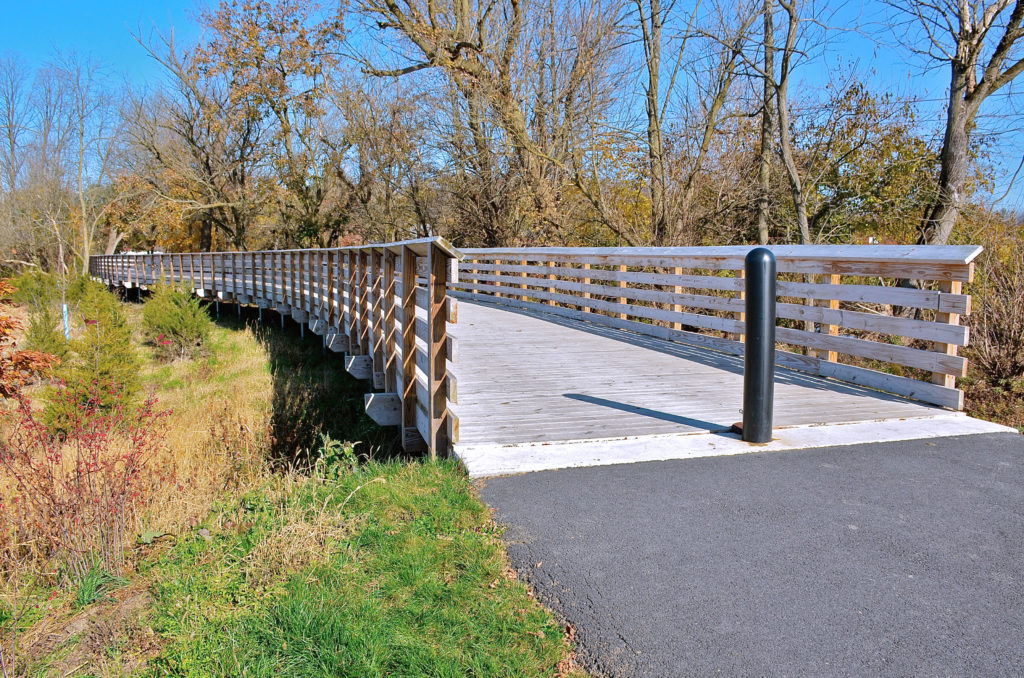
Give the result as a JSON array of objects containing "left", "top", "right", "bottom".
[
  {"left": 919, "top": 63, "right": 971, "bottom": 245},
  {"left": 757, "top": 0, "right": 775, "bottom": 245},
  {"left": 640, "top": 0, "right": 669, "bottom": 245}
]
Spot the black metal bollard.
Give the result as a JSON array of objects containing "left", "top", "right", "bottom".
[{"left": 742, "top": 247, "right": 777, "bottom": 443}]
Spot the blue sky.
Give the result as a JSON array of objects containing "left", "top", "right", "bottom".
[
  {"left": 2, "top": 0, "right": 1021, "bottom": 211},
  {"left": 0, "top": 0, "right": 202, "bottom": 84}
]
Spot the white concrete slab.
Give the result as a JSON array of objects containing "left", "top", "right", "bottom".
[{"left": 453, "top": 412, "right": 1018, "bottom": 477}]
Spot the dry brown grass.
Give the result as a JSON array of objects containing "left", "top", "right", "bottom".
[
  {"left": 135, "top": 320, "right": 273, "bottom": 537},
  {"left": 241, "top": 476, "right": 357, "bottom": 585}
]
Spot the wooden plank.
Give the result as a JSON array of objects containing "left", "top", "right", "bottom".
[
  {"left": 776, "top": 301, "right": 968, "bottom": 346},
  {"left": 426, "top": 244, "right": 450, "bottom": 458},
  {"left": 547, "top": 261, "right": 556, "bottom": 306},
  {"left": 384, "top": 251, "right": 398, "bottom": 392},
  {"left": 582, "top": 263, "right": 591, "bottom": 314},
  {"left": 345, "top": 355, "right": 373, "bottom": 380},
  {"left": 401, "top": 248, "right": 426, "bottom": 453},
  {"left": 358, "top": 250, "right": 370, "bottom": 354},
  {"left": 931, "top": 280, "right": 964, "bottom": 388},
  {"left": 347, "top": 250, "right": 359, "bottom": 354},
  {"left": 364, "top": 393, "right": 402, "bottom": 427},
  {"left": 460, "top": 244, "right": 982, "bottom": 267},
  {"left": 463, "top": 262, "right": 744, "bottom": 292},
  {"left": 775, "top": 326, "right": 967, "bottom": 376},
  {"left": 671, "top": 266, "right": 682, "bottom": 331},
  {"left": 371, "top": 249, "right": 385, "bottom": 388},
  {"left": 616, "top": 264, "right": 627, "bottom": 319},
  {"left": 520, "top": 260, "right": 528, "bottom": 301}
]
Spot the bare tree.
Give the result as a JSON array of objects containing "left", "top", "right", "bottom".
[{"left": 892, "top": 0, "right": 1024, "bottom": 245}]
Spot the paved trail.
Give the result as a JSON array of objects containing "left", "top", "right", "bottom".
[{"left": 480, "top": 433, "right": 1024, "bottom": 677}]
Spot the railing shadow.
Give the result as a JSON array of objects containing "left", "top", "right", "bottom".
[
  {"left": 562, "top": 393, "right": 732, "bottom": 433},
  {"left": 210, "top": 302, "right": 402, "bottom": 468}
]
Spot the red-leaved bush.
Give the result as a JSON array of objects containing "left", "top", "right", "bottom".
[{"left": 0, "top": 381, "right": 169, "bottom": 581}]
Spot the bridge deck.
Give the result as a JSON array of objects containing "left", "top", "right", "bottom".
[{"left": 451, "top": 300, "right": 943, "bottom": 459}]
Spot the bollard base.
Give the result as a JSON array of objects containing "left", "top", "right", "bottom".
[{"left": 730, "top": 421, "right": 775, "bottom": 444}]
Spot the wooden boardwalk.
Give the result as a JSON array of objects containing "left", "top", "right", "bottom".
[
  {"left": 451, "top": 300, "right": 937, "bottom": 448},
  {"left": 91, "top": 239, "right": 1017, "bottom": 474}
]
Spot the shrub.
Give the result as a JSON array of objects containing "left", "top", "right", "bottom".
[
  {"left": 24, "top": 304, "right": 69, "bottom": 360},
  {"left": 142, "top": 284, "right": 213, "bottom": 361},
  {"left": 10, "top": 270, "right": 58, "bottom": 313},
  {"left": 0, "top": 384, "right": 169, "bottom": 581},
  {"left": 45, "top": 285, "right": 140, "bottom": 431},
  {"left": 969, "top": 247, "right": 1024, "bottom": 386}
]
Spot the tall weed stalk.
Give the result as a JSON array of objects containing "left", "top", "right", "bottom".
[{"left": 0, "top": 382, "right": 169, "bottom": 582}]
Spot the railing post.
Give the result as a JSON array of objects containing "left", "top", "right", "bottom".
[
  {"left": 358, "top": 250, "right": 370, "bottom": 354},
  {"left": 741, "top": 247, "right": 776, "bottom": 443},
  {"left": 426, "top": 242, "right": 451, "bottom": 457},
  {"left": 371, "top": 248, "right": 385, "bottom": 388},
  {"left": 384, "top": 250, "right": 398, "bottom": 392},
  {"left": 347, "top": 250, "right": 359, "bottom": 353},
  {"left": 401, "top": 247, "right": 426, "bottom": 452},
  {"left": 931, "top": 279, "right": 963, "bottom": 389}
]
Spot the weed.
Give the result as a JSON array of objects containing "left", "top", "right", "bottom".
[
  {"left": 75, "top": 568, "right": 127, "bottom": 608},
  {"left": 312, "top": 434, "right": 359, "bottom": 478}
]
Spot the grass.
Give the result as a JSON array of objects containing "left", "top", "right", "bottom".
[
  {"left": 75, "top": 569, "right": 128, "bottom": 609},
  {"left": 143, "top": 463, "right": 579, "bottom": 677},
  {"left": 3, "top": 299, "right": 583, "bottom": 677}
]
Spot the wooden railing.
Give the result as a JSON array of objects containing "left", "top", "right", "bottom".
[
  {"left": 89, "top": 238, "right": 462, "bottom": 457},
  {"left": 454, "top": 245, "right": 980, "bottom": 410}
]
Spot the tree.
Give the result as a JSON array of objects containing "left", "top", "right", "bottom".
[
  {"left": 130, "top": 30, "right": 268, "bottom": 250},
  {"left": 192, "top": 0, "right": 358, "bottom": 247},
  {"left": 893, "top": 0, "right": 1024, "bottom": 245}
]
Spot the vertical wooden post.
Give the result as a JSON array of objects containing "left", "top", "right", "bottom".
[
  {"left": 671, "top": 266, "right": 683, "bottom": 331},
  {"left": 822, "top": 272, "right": 840, "bottom": 362},
  {"left": 426, "top": 244, "right": 450, "bottom": 457},
  {"left": 299, "top": 252, "right": 307, "bottom": 311},
  {"left": 330, "top": 250, "right": 339, "bottom": 325},
  {"left": 547, "top": 260, "right": 556, "bottom": 305},
  {"left": 347, "top": 250, "right": 359, "bottom": 352},
  {"left": 371, "top": 249, "right": 385, "bottom": 388},
  {"left": 293, "top": 251, "right": 301, "bottom": 308},
  {"left": 617, "top": 264, "right": 628, "bottom": 319},
  {"left": 582, "top": 262, "right": 591, "bottom": 314},
  {"left": 384, "top": 250, "right": 398, "bottom": 392},
  {"left": 401, "top": 247, "right": 426, "bottom": 452},
  {"left": 736, "top": 268, "right": 746, "bottom": 343},
  {"left": 469, "top": 258, "right": 478, "bottom": 295},
  {"left": 931, "top": 279, "right": 963, "bottom": 389},
  {"left": 159, "top": 254, "right": 166, "bottom": 285},
  {"left": 261, "top": 252, "right": 268, "bottom": 302},
  {"left": 358, "top": 250, "right": 370, "bottom": 354}
]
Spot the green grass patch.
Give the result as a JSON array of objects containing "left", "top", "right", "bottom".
[{"left": 143, "top": 462, "right": 578, "bottom": 677}]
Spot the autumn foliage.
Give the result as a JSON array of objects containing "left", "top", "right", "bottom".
[{"left": 0, "top": 279, "right": 56, "bottom": 399}]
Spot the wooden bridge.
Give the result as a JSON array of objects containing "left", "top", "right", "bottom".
[{"left": 90, "top": 238, "right": 1010, "bottom": 475}]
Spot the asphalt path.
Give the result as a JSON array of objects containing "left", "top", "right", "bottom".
[{"left": 479, "top": 433, "right": 1024, "bottom": 677}]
